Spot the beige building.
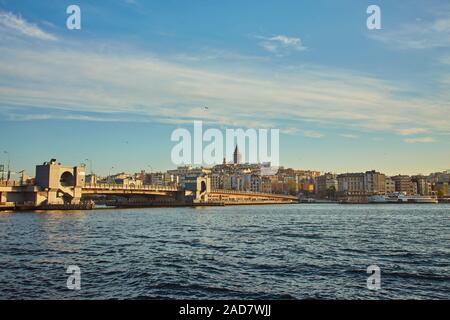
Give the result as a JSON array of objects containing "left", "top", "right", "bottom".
[
  {"left": 166, "top": 166, "right": 210, "bottom": 188},
  {"left": 412, "top": 175, "right": 431, "bottom": 196},
  {"left": 261, "top": 176, "right": 272, "bottom": 194},
  {"left": 385, "top": 177, "right": 396, "bottom": 194},
  {"left": 391, "top": 175, "right": 417, "bottom": 195},
  {"left": 338, "top": 173, "right": 365, "bottom": 194},
  {"left": 210, "top": 173, "right": 222, "bottom": 190},
  {"left": 316, "top": 173, "right": 338, "bottom": 198},
  {"left": 365, "top": 170, "right": 386, "bottom": 195}
]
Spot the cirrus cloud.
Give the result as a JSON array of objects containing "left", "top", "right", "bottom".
[
  {"left": 257, "top": 34, "right": 307, "bottom": 56},
  {"left": 403, "top": 137, "right": 435, "bottom": 143},
  {"left": 0, "top": 11, "right": 449, "bottom": 142},
  {"left": 0, "top": 11, "right": 57, "bottom": 41}
]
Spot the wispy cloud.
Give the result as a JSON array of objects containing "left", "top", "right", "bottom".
[
  {"left": 404, "top": 137, "right": 435, "bottom": 143},
  {"left": 397, "top": 128, "right": 429, "bottom": 136},
  {"left": 283, "top": 128, "right": 324, "bottom": 138},
  {"left": 339, "top": 134, "right": 359, "bottom": 139},
  {"left": 440, "top": 55, "right": 450, "bottom": 65},
  {"left": 0, "top": 11, "right": 57, "bottom": 41},
  {"left": 1, "top": 42, "right": 449, "bottom": 135},
  {"left": 172, "top": 48, "right": 267, "bottom": 63},
  {"left": 369, "top": 12, "right": 450, "bottom": 49},
  {"left": 257, "top": 34, "right": 307, "bottom": 56},
  {"left": 282, "top": 127, "right": 301, "bottom": 135},
  {"left": 303, "top": 131, "right": 324, "bottom": 139},
  {"left": 0, "top": 13, "right": 449, "bottom": 139}
]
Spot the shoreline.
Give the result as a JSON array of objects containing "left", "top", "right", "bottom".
[{"left": 2, "top": 201, "right": 449, "bottom": 213}]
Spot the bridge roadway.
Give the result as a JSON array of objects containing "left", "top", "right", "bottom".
[
  {"left": 207, "top": 189, "right": 298, "bottom": 204},
  {"left": 81, "top": 183, "right": 298, "bottom": 202},
  {"left": 1, "top": 182, "right": 299, "bottom": 210},
  {"left": 82, "top": 183, "right": 181, "bottom": 196}
]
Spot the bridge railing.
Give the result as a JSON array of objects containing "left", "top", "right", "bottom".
[
  {"left": 0, "top": 181, "right": 24, "bottom": 187},
  {"left": 83, "top": 183, "right": 180, "bottom": 191},
  {"left": 210, "top": 189, "right": 298, "bottom": 199}
]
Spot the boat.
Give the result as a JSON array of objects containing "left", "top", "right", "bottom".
[{"left": 369, "top": 192, "right": 438, "bottom": 204}]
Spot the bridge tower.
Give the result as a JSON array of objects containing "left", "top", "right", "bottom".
[
  {"left": 184, "top": 176, "right": 211, "bottom": 203},
  {"left": 35, "top": 159, "right": 86, "bottom": 205}
]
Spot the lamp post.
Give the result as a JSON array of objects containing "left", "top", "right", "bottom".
[
  {"left": 18, "top": 170, "right": 25, "bottom": 185},
  {"left": 3, "top": 151, "right": 10, "bottom": 182},
  {"left": 146, "top": 165, "right": 154, "bottom": 185},
  {"left": 85, "top": 158, "right": 93, "bottom": 175},
  {"left": 109, "top": 166, "right": 115, "bottom": 184}
]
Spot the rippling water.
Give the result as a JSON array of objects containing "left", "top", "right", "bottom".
[{"left": 0, "top": 204, "right": 449, "bottom": 299}]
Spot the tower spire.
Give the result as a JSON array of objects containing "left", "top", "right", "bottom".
[{"left": 233, "top": 144, "right": 242, "bottom": 164}]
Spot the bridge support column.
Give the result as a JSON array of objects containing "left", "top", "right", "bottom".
[
  {"left": 71, "top": 187, "right": 82, "bottom": 204},
  {"left": 195, "top": 177, "right": 210, "bottom": 203},
  {"left": 175, "top": 190, "right": 185, "bottom": 203},
  {"left": 47, "top": 189, "right": 62, "bottom": 205}
]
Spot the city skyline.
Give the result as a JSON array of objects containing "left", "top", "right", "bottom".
[{"left": 1, "top": 0, "right": 449, "bottom": 176}]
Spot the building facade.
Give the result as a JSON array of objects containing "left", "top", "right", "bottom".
[{"left": 391, "top": 175, "right": 417, "bottom": 195}]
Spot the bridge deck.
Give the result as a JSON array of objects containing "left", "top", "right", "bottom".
[
  {"left": 82, "top": 183, "right": 181, "bottom": 195},
  {"left": 210, "top": 189, "right": 298, "bottom": 200}
]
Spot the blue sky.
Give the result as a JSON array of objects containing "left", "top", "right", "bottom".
[{"left": 0, "top": 0, "right": 449, "bottom": 176}]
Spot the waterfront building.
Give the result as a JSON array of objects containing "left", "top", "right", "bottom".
[
  {"left": 338, "top": 173, "right": 365, "bottom": 193},
  {"left": 434, "top": 182, "right": 449, "bottom": 196},
  {"left": 316, "top": 173, "right": 338, "bottom": 198},
  {"left": 391, "top": 175, "right": 417, "bottom": 195},
  {"left": 385, "top": 177, "right": 396, "bottom": 194},
  {"left": 261, "top": 176, "right": 272, "bottom": 193},
  {"left": 240, "top": 174, "right": 261, "bottom": 192},
  {"left": 365, "top": 170, "right": 386, "bottom": 195},
  {"left": 144, "top": 172, "right": 178, "bottom": 187},
  {"left": 166, "top": 166, "right": 211, "bottom": 188},
  {"left": 250, "top": 175, "right": 262, "bottom": 193},
  {"left": 412, "top": 175, "right": 431, "bottom": 196},
  {"left": 210, "top": 173, "right": 222, "bottom": 190},
  {"left": 428, "top": 171, "right": 450, "bottom": 184},
  {"left": 337, "top": 173, "right": 367, "bottom": 203},
  {"left": 167, "top": 166, "right": 211, "bottom": 177}
]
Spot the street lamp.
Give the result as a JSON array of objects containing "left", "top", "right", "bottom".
[
  {"left": 3, "top": 151, "right": 10, "bottom": 182},
  {"left": 85, "top": 158, "right": 93, "bottom": 175},
  {"left": 109, "top": 166, "right": 115, "bottom": 183},
  {"left": 146, "top": 165, "right": 154, "bottom": 185}
]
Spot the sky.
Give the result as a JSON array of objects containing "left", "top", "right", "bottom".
[{"left": 0, "top": 0, "right": 449, "bottom": 177}]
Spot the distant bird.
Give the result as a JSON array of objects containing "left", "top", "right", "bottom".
[{"left": 204, "top": 106, "right": 209, "bottom": 110}]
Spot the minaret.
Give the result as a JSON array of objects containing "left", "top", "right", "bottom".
[{"left": 233, "top": 145, "right": 242, "bottom": 164}]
